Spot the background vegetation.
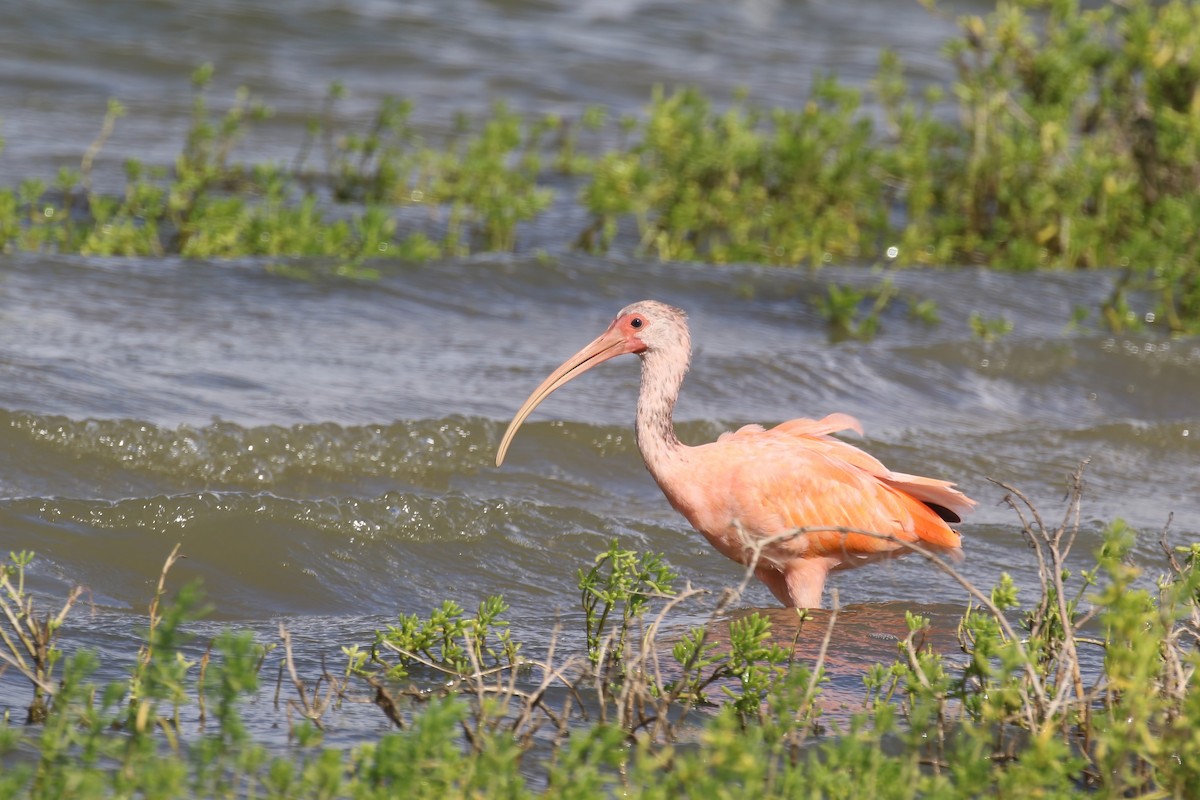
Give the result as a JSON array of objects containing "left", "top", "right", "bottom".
[{"left": 0, "top": 0, "right": 1198, "bottom": 333}]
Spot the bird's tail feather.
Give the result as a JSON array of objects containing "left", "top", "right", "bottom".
[{"left": 885, "top": 472, "right": 976, "bottom": 524}]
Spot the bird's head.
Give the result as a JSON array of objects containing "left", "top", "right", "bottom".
[
  {"left": 606, "top": 300, "right": 689, "bottom": 356},
  {"left": 495, "top": 300, "right": 688, "bottom": 466}
]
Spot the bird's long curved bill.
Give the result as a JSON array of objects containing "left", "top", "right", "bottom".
[{"left": 495, "top": 327, "right": 628, "bottom": 466}]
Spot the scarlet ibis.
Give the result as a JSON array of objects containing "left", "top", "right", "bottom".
[{"left": 495, "top": 300, "right": 974, "bottom": 608}]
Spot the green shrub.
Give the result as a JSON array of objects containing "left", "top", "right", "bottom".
[{"left": 582, "top": 82, "right": 885, "bottom": 264}]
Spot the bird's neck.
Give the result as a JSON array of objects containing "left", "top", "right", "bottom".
[{"left": 635, "top": 347, "right": 686, "bottom": 472}]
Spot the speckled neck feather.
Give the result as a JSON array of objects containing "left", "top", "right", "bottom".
[{"left": 633, "top": 307, "right": 690, "bottom": 472}]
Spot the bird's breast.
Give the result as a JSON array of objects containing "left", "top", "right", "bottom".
[{"left": 648, "top": 448, "right": 782, "bottom": 567}]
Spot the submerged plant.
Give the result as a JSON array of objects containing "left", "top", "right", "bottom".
[
  {"left": 968, "top": 311, "right": 1014, "bottom": 341},
  {"left": 816, "top": 279, "right": 897, "bottom": 341}
]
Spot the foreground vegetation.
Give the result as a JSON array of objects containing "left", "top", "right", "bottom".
[
  {"left": 1, "top": 470, "right": 1198, "bottom": 798},
  {"left": 1, "top": 0, "right": 1199, "bottom": 334}
]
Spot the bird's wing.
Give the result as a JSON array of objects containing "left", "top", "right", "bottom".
[
  {"left": 694, "top": 414, "right": 969, "bottom": 562},
  {"left": 750, "top": 413, "right": 974, "bottom": 520}
]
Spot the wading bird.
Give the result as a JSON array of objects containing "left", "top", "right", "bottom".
[{"left": 495, "top": 301, "right": 974, "bottom": 608}]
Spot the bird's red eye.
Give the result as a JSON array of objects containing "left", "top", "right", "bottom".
[{"left": 630, "top": 317, "right": 643, "bottom": 329}]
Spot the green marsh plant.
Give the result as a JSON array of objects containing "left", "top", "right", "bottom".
[
  {"left": 0, "top": 551, "right": 83, "bottom": 723},
  {"left": 366, "top": 595, "right": 521, "bottom": 682},
  {"left": 1, "top": 467, "right": 1200, "bottom": 796},
  {"left": 817, "top": 279, "right": 898, "bottom": 342},
  {"left": 884, "top": 0, "right": 1200, "bottom": 331},
  {"left": 578, "top": 540, "right": 676, "bottom": 669},
  {"left": 968, "top": 310, "right": 1014, "bottom": 341},
  {"left": 581, "top": 81, "right": 884, "bottom": 265}
]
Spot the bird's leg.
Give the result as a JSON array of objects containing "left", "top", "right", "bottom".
[
  {"left": 752, "top": 559, "right": 834, "bottom": 608},
  {"left": 782, "top": 557, "right": 836, "bottom": 609},
  {"left": 754, "top": 563, "right": 795, "bottom": 607}
]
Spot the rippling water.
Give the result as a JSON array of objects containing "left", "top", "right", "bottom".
[{"left": 0, "top": 0, "right": 1196, "bottom": 751}]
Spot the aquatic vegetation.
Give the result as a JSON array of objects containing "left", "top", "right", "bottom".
[
  {"left": 888, "top": 0, "right": 1200, "bottom": 333},
  {"left": 817, "top": 279, "right": 898, "bottom": 342},
  {"left": 1, "top": 468, "right": 1199, "bottom": 797},
  {"left": 366, "top": 595, "right": 521, "bottom": 681},
  {"left": 812, "top": 278, "right": 945, "bottom": 342},
  {"left": 968, "top": 311, "right": 1014, "bottom": 341},
  {"left": 581, "top": 80, "right": 884, "bottom": 265},
  {"left": 0, "top": 551, "right": 82, "bottom": 723},
  {"left": 578, "top": 540, "right": 676, "bottom": 666},
  {"left": 306, "top": 88, "right": 560, "bottom": 253}
]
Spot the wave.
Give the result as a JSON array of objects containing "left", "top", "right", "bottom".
[
  {"left": 0, "top": 409, "right": 501, "bottom": 492},
  {"left": 0, "top": 488, "right": 642, "bottom": 619}
]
